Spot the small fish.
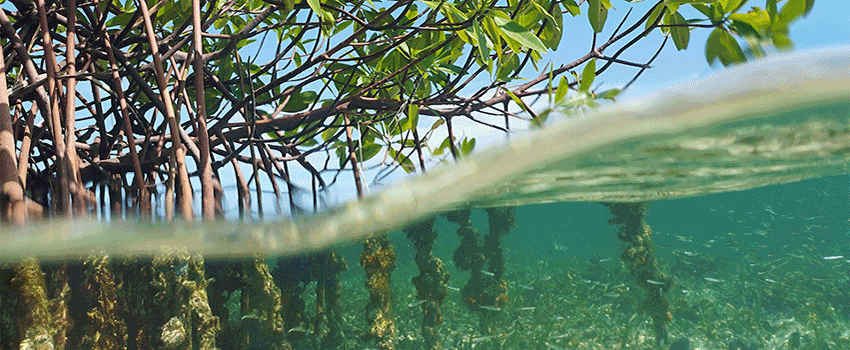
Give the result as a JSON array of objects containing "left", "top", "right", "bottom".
[
  {"left": 482, "top": 271, "right": 495, "bottom": 277},
  {"left": 407, "top": 300, "right": 425, "bottom": 308},
  {"left": 518, "top": 307, "right": 536, "bottom": 311},
  {"left": 479, "top": 305, "right": 502, "bottom": 312},
  {"left": 682, "top": 251, "right": 699, "bottom": 257},
  {"left": 646, "top": 279, "right": 666, "bottom": 286},
  {"left": 548, "top": 333, "right": 570, "bottom": 339},
  {"left": 447, "top": 286, "right": 460, "bottom": 292},
  {"left": 604, "top": 293, "right": 620, "bottom": 298},
  {"left": 471, "top": 335, "right": 497, "bottom": 342},
  {"left": 703, "top": 277, "right": 723, "bottom": 283},
  {"left": 822, "top": 255, "right": 844, "bottom": 260}
]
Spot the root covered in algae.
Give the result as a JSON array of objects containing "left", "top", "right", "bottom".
[
  {"left": 404, "top": 216, "right": 450, "bottom": 350},
  {"left": 603, "top": 202, "right": 672, "bottom": 347},
  {"left": 241, "top": 255, "right": 288, "bottom": 349},
  {"left": 314, "top": 250, "right": 348, "bottom": 349},
  {"left": 208, "top": 254, "right": 289, "bottom": 350},
  {"left": 0, "top": 258, "right": 72, "bottom": 350},
  {"left": 148, "top": 247, "right": 221, "bottom": 350},
  {"left": 360, "top": 234, "right": 397, "bottom": 350},
  {"left": 78, "top": 255, "right": 127, "bottom": 350},
  {"left": 12, "top": 258, "right": 66, "bottom": 350},
  {"left": 447, "top": 207, "right": 516, "bottom": 339}
]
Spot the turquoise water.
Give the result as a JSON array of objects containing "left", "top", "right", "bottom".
[{"left": 309, "top": 174, "right": 848, "bottom": 349}]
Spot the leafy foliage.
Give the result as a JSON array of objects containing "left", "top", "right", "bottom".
[{"left": 0, "top": 0, "right": 813, "bottom": 219}]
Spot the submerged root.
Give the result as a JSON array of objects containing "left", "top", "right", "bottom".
[
  {"left": 361, "top": 234, "right": 397, "bottom": 350},
  {"left": 405, "top": 216, "right": 450, "bottom": 350},
  {"left": 604, "top": 202, "right": 672, "bottom": 346}
]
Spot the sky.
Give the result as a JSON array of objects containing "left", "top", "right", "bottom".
[{"left": 307, "top": 0, "right": 850, "bottom": 217}]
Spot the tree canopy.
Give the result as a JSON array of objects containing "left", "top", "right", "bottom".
[{"left": 0, "top": 0, "right": 814, "bottom": 223}]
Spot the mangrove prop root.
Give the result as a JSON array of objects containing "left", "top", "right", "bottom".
[
  {"left": 81, "top": 255, "right": 127, "bottom": 350},
  {"left": 447, "top": 209, "right": 484, "bottom": 272},
  {"left": 149, "top": 248, "right": 221, "bottom": 350},
  {"left": 361, "top": 234, "right": 397, "bottom": 350},
  {"left": 46, "top": 261, "right": 71, "bottom": 350},
  {"left": 446, "top": 207, "right": 516, "bottom": 336},
  {"left": 204, "top": 259, "right": 245, "bottom": 348},
  {"left": 271, "top": 250, "right": 347, "bottom": 349},
  {"left": 404, "top": 216, "right": 450, "bottom": 350},
  {"left": 317, "top": 250, "right": 348, "bottom": 349},
  {"left": 274, "top": 254, "right": 312, "bottom": 343},
  {"left": 12, "top": 258, "right": 56, "bottom": 349},
  {"left": 484, "top": 206, "right": 516, "bottom": 280},
  {"left": 603, "top": 202, "right": 672, "bottom": 346},
  {"left": 242, "top": 255, "right": 288, "bottom": 349}
]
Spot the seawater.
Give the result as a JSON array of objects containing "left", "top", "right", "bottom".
[{"left": 311, "top": 174, "right": 848, "bottom": 349}]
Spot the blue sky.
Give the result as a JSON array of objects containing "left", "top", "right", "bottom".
[
  {"left": 607, "top": 0, "right": 850, "bottom": 100},
  {"left": 311, "top": 0, "right": 850, "bottom": 216}
]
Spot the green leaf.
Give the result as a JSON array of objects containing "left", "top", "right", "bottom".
[
  {"left": 555, "top": 75, "right": 569, "bottom": 102},
  {"left": 530, "top": 0, "right": 558, "bottom": 25},
  {"left": 596, "top": 88, "right": 621, "bottom": 100},
  {"left": 718, "top": 0, "right": 747, "bottom": 14},
  {"left": 307, "top": 0, "right": 325, "bottom": 18},
  {"left": 388, "top": 147, "right": 415, "bottom": 173},
  {"left": 460, "top": 137, "right": 476, "bottom": 157},
  {"left": 472, "top": 20, "right": 490, "bottom": 63},
  {"left": 321, "top": 127, "right": 338, "bottom": 142},
  {"left": 562, "top": 0, "right": 581, "bottom": 16},
  {"left": 432, "top": 135, "right": 451, "bottom": 156},
  {"left": 579, "top": 59, "right": 596, "bottom": 92},
  {"left": 281, "top": 89, "right": 318, "bottom": 112},
  {"left": 408, "top": 104, "right": 419, "bottom": 131},
  {"left": 646, "top": 4, "right": 665, "bottom": 33},
  {"left": 336, "top": 144, "right": 348, "bottom": 168},
  {"left": 767, "top": 0, "right": 778, "bottom": 23},
  {"left": 496, "top": 52, "right": 520, "bottom": 82},
  {"left": 705, "top": 28, "right": 746, "bottom": 66},
  {"left": 778, "top": 0, "right": 815, "bottom": 25},
  {"left": 772, "top": 32, "right": 793, "bottom": 50},
  {"left": 360, "top": 143, "right": 381, "bottom": 162},
  {"left": 500, "top": 86, "right": 532, "bottom": 115},
  {"left": 667, "top": 11, "right": 690, "bottom": 50},
  {"left": 491, "top": 16, "right": 548, "bottom": 52},
  {"left": 428, "top": 118, "right": 445, "bottom": 133},
  {"left": 729, "top": 10, "right": 771, "bottom": 34},
  {"left": 588, "top": 0, "right": 608, "bottom": 33}
]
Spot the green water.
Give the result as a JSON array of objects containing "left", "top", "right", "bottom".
[{"left": 312, "top": 174, "right": 848, "bottom": 350}]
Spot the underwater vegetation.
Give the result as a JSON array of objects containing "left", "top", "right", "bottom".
[{"left": 1, "top": 195, "right": 848, "bottom": 350}]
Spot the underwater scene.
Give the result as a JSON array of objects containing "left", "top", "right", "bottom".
[
  {"left": 0, "top": 174, "right": 847, "bottom": 350},
  {"left": 293, "top": 174, "right": 850, "bottom": 350}
]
